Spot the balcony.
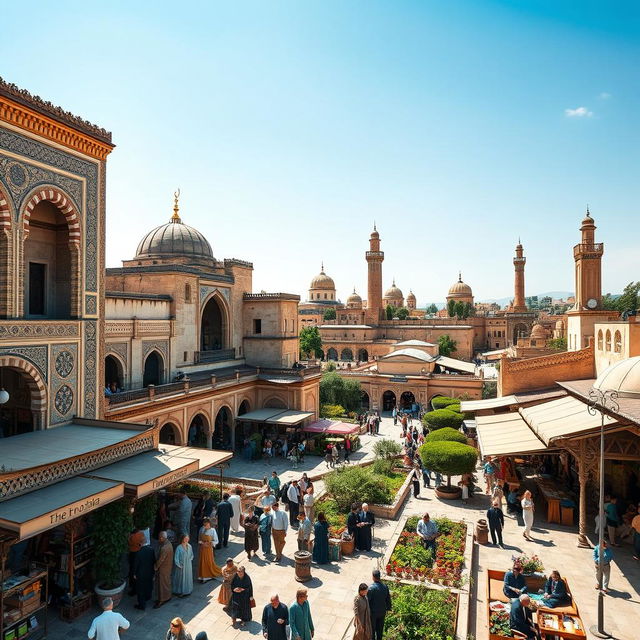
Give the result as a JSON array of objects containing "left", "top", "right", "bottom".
[{"left": 574, "top": 243, "right": 603, "bottom": 257}]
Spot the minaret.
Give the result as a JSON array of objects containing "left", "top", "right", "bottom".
[
  {"left": 511, "top": 239, "right": 527, "bottom": 312},
  {"left": 366, "top": 224, "right": 384, "bottom": 322},
  {"left": 574, "top": 208, "right": 603, "bottom": 310}
]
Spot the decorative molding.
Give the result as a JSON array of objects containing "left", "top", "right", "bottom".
[
  {"left": 200, "top": 285, "right": 230, "bottom": 304},
  {"left": 504, "top": 344, "right": 593, "bottom": 373},
  {"left": 142, "top": 340, "right": 169, "bottom": 361},
  {"left": 84, "top": 321, "right": 97, "bottom": 417},
  {"left": 0, "top": 321, "right": 80, "bottom": 339},
  {"left": 106, "top": 342, "right": 128, "bottom": 368},
  {"left": 54, "top": 349, "right": 74, "bottom": 378},
  {"left": 50, "top": 343, "right": 78, "bottom": 424},
  {"left": 0, "top": 345, "right": 48, "bottom": 381},
  {"left": 85, "top": 294, "right": 97, "bottom": 315},
  {"left": 105, "top": 321, "right": 134, "bottom": 337},
  {"left": 54, "top": 384, "right": 73, "bottom": 415}
]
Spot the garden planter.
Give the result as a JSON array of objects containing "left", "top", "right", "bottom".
[
  {"left": 95, "top": 580, "right": 126, "bottom": 608},
  {"left": 475, "top": 518, "right": 489, "bottom": 544},
  {"left": 435, "top": 485, "right": 461, "bottom": 500},
  {"left": 341, "top": 536, "right": 355, "bottom": 556}
]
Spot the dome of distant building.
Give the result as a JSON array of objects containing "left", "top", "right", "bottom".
[
  {"left": 384, "top": 280, "right": 403, "bottom": 300},
  {"left": 135, "top": 196, "right": 214, "bottom": 262},
  {"left": 530, "top": 323, "right": 547, "bottom": 339},
  {"left": 448, "top": 273, "right": 473, "bottom": 297},
  {"left": 310, "top": 264, "right": 335, "bottom": 290},
  {"left": 407, "top": 290, "right": 416, "bottom": 302},
  {"left": 594, "top": 356, "right": 640, "bottom": 398},
  {"left": 347, "top": 289, "right": 362, "bottom": 304}
]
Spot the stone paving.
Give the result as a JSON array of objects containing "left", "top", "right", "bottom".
[{"left": 45, "top": 415, "right": 640, "bottom": 639}]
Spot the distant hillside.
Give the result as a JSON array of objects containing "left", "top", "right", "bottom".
[{"left": 420, "top": 291, "right": 575, "bottom": 311}]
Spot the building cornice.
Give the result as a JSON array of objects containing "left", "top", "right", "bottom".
[{"left": 0, "top": 77, "right": 114, "bottom": 160}]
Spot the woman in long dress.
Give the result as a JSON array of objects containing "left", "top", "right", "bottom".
[
  {"left": 217, "top": 558, "right": 237, "bottom": 608},
  {"left": 229, "top": 566, "right": 253, "bottom": 626},
  {"left": 172, "top": 534, "right": 194, "bottom": 597},
  {"left": 197, "top": 519, "right": 221, "bottom": 582},
  {"left": 242, "top": 509, "right": 259, "bottom": 560},
  {"left": 521, "top": 490, "right": 535, "bottom": 541},
  {"left": 259, "top": 506, "right": 273, "bottom": 556},
  {"left": 352, "top": 584, "right": 373, "bottom": 640},
  {"left": 229, "top": 488, "right": 243, "bottom": 533},
  {"left": 312, "top": 512, "right": 329, "bottom": 564}
]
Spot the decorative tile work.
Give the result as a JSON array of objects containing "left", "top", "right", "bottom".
[
  {"left": 0, "top": 345, "right": 48, "bottom": 381},
  {"left": 84, "top": 321, "right": 97, "bottom": 418},
  {"left": 54, "top": 384, "right": 73, "bottom": 415},
  {"left": 142, "top": 340, "right": 169, "bottom": 361},
  {"left": 106, "top": 342, "right": 128, "bottom": 367},
  {"left": 0, "top": 321, "right": 79, "bottom": 338},
  {"left": 54, "top": 349, "right": 74, "bottom": 378},
  {"left": 85, "top": 294, "right": 97, "bottom": 315},
  {"left": 200, "top": 285, "right": 230, "bottom": 304},
  {"left": 50, "top": 343, "right": 78, "bottom": 424}
]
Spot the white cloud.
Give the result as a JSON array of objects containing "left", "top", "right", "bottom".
[
  {"left": 565, "top": 106, "right": 593, "bottom": 118},
  {"left": 599, "top": 92, "right": 611, "bottom": 99}
]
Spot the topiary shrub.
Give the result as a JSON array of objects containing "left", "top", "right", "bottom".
[
  {"left": 419, "top": 441, "right": 477, "bottom": 488},
  {"left": 430, "top": 396, "right": 459, "bottom": 410},
  {"left": 133, "top": 494, "right": 158, "bottom": 530},
  {"left": 424, "top": 427, "right": 467, "bottom": 444},
  {"left": 421, "top": 408, "right": 463, "bottom": 431},
  {"left": 92, "top": 498, "right": 133, "bottom": 589},
  {"left": 324, "top": 466, "right": 392, "bottom": 510},
  {"left": 373, "top": 438, "right": 402, "bottom": 460}
]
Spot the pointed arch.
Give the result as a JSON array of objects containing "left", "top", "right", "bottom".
[
  {"left": 143, "top": 350, "right": 164, "bottom": 387},
  {"left": 200, "top": 290, "right": 230, "bottom": 352},
  {"left": 0, "top": 183, "right": 14, "bottom": 317},
  {"left": 0, "top": 355, "right": 48, "bottom": 431}
]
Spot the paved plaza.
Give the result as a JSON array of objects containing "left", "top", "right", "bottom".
[{"left": 47, "top": 416, "right": 640, "bottom": 640}]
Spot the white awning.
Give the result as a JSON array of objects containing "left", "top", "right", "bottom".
[
  {"left": 0, "top": 477, "right": 124, "bottom": 540},
  {"left": 475, "top": 413, "right": 547, "bottom": 457},
  {"left": 519, "top": 396, "right": 617, "bottom": 445},
  {"left": 160, "top": 445, "right": 234, "bottom": 473},
  {"left": 435, "top": 356, "right": 477, "bottom": 374},
  {"left": 234, "top": 409, "right": 288, "bottom": 422},
  {"left": 266, "top": 410, "right": 314, "bottom": 425},
  {"left": 461, "top": 396, "right": 518, "bottom": 412}
]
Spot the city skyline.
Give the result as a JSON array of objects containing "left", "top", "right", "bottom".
[{"left": 2, "top": 1, "right": 637, "bottom": 302}]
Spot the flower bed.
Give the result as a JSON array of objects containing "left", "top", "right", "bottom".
[
  {"left": 383, "top": 582, "right": 457, "bottom": 640},
  {"left": 386, "top": 516, "right": 467, "bottom": 587},
  {"left": 314, "top": 497, "right": 347, "bottom": 537}
]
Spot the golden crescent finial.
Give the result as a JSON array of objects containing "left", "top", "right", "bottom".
[{"left": 171, "top": 189, "right": 181, "bottom": 222}]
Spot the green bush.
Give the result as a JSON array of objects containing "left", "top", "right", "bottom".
[
  {"left": 372, "top": 458, "right": 395, "bottom": 475},
  {"left": 424, "top": 427, "right": 467, "bottom": 444},
  {"left": 430, "top": 396, "right": 459, "bottom": 410},
  {"left": 324, "top": 466, "right": 392, "bottom": 510},
  {"left": 92, "top": 498, "right": 133, "bottom": 588},
  {"left": 133, "top": 494, "right": 158, "bottom": 530},
  {"left": 419, "top": 441, "right": 477, "bottom": 488},
  {"left": 314, "top": 497, "right": 346, "bottom": 534},
  {"left": 421, "top": 408, "right": 463, "bottom": 431},
  {"left": 320, "top": 403, "right": 345, "bottom": 418},
  {"left": 384, "top": 583, "right": 456, "bottom": 640},
  {"left": 373, "top": 438, "right": 402, "bottom": 460}
]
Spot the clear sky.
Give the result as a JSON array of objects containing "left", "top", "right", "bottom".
[{"left": 2, "top": 1, "right": 638, "bottom": 304}]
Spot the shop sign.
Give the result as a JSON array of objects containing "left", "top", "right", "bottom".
[{"left": 136, "top": 460, "right": 199, "bottom": 497}]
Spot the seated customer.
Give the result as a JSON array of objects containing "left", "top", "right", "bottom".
[
  {"left": 541, "top": 570, "right": 570, "bottom": 608},
  {"left": 503, "top": 562, "right": 528, "bottom": 599},
  {"left": 509, "top": 594, "right": 537, "bottom": 640}
]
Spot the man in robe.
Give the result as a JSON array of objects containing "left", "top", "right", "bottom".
[
  {"left": 347, "top": 503, "right": 360, "bottom": 551},
  {"left": 133, "top": 542, "right": 156, "bottom": 610},
  {"left": 289, "top": 588, "right": 314, "bottom": 640},
  {"left": 229, "top": 488, "right": 243, "bottom": 534},
  {"left": 169, "top": 490, "right": 193, "bottom": 537},
  {"left": 357, "top": 503, "right": 375, "bottom": 552},
  {"left": 216, "top": 493, "right": 234, "bottom": 548},
  {"left": 262, "top": 593, "right": 289, "bottom": 640},
  {"left": 153, "top": 531, "right": 173, "bottom": 608}
]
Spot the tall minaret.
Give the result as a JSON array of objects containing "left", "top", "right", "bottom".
[
  {"left": 366, "top": 224, "right": 384, "bottom": 322},
  {"left": 574, "top": 208, "right": 603, "bottom": 310},
  {"left": 511, "top": 239, "right": 527, "bottom": 312}
]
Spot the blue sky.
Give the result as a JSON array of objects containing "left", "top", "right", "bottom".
[{"left": 2, "top": 1, "right": 638, "bottom": 304}]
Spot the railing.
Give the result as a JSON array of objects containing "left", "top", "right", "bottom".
[
  {"left": 257, "top": 365, "right": 322, "bottom": 378},
  {"left": 574, "top": 243, "right": 604, "bottom": 257},
  {"left": 195, "top": 348, "right": 236, "bottom": 363}
]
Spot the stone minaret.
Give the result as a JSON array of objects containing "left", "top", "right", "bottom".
[
  {"left": 574, "top": 209, "right": 603, "bottom": 310},
  {"left": 511, "top": 239, "right": 527, "bottom": 312},
  {"left": 366, "top": 224, "right": 384, "bottom": 322}
]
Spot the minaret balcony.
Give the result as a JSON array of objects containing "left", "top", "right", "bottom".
[
  {"left": 573, "top": 243, "right": 603, "bottom": 257},
  {"left": 366, "top": 251, "right": 384, "bottom": 260}
]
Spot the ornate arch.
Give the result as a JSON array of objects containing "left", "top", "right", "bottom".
[
  {"left": 104, "top": 351, "right": 127, "bottom": 379},
  {"left": 263, "top": 395, "right": 288, "bottom": 410},
  {"left": 236, "top": 396, "right": 252, "bottom": 416},
  {"left": 0, "top": 354, "right": 48, "bottom": 429},
  {"left": 19, "top": 186, "right": 82, "bottom": 318},
  {"left": 200, "top": 290, "right": 231, "bottom": 351},
  {"left": 159, "top": 420, "right": 184, "bottom": 445},
  {"left": 0, "top": 183, "right": 14, "bottom": 317},
  {"left": 187, "top": 408, "right": 212, "bottom": 433}
]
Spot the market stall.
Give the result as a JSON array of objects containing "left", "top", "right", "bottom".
[{"left": 301, "top": 420, "right": 361, "bottom": 455}]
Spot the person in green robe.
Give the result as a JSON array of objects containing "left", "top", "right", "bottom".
[
  {"left": 289, "top": 588, "right": 314, "bottom": 640},
  {"left": 312, "top": 512, "right": 329, "bottom": 564}
]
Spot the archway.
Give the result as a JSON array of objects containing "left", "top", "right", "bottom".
[
  {"left": 361, "top": 390, "right": 370, "bottom": 410},
  {"left": 358, "top": 348, "right": 368, "bottom": 362},
  {"left": 201, "top": 296, "right": 226, "bottom": 351},
  {"left": 104, "top": 355, "right": 124, "bottom": 392},
  {"left": 326, "top": 348, "right": 338, "bottom": 361},
  {"left": 188, "top": 413, "right": 209, "bottom": 448},
  {"left": 235, "top": 400, "right": 252, "bottom": 451},
  {"left": 238, "top": 399, "right": 251, "bottom": 416},
  {"left": 143, "top": 351, "right": 164, "bottom": 387},
  {"left": 400, "top": 391, "right": 416, "bottom": 410},
  {"left": 0, "top": 359, "right": 47, "bottom": 436},
  {"left": 340, "top": 348, "right": 353, "bottom": 361},
  {"left": 317, "top": 349, "right": 325, "bottom": 361},
  {"left": 214, "top": 406, "right": 233, "bottom": 450},
  {"left": 264, "top": 396, "right": 287, "bottom": 409},
  {"left": 512, "top": 323, "right": 528, "bottom": 344},
  {"left": 0, "top": 186, "right": 12, "bottom": 318},
  {"left": 160, "top": 422, "right": 180, "bottom": 445},
  {"left": 382, "top": 390, "right": 396, "bottom": 412}
]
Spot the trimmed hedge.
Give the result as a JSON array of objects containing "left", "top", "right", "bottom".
[
  {"left": 418, "top": 441, "right": 477, "bottom": 487},
  {"left": 421, "top": 408, "right": 463, "bottom": 431},
  {"left": 424, "top": 427, "right": 467, "bottom": 444},
  {"left": 430, "top": 396, "right": 459, "bottom": 410}
]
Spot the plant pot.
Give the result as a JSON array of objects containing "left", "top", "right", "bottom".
[
  {"left": 341, "top": 537, "right": 355, "bottom": 556},
  {"left": 435, "top": 485, "right": 462, "bottom": 500},
  {"left": 95, "top": 580, "right": 126, "bottom": 608}
]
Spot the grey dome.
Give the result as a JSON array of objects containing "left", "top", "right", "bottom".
[{"left": 135, "top": 216, "right": 213, "bottom": 261}]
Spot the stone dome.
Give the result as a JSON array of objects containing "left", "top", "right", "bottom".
[
  {"left": 407, "top": 290, "right": 416, "bottom": 301},
  {"left": 384, "top": 280, "right": 403, "bottom": 299},
  {"left": 594, "top": 356, "right": 640, "bottom": 398},
  {"left": 135, "top": 199, "right": 213, "bottom": 262},
  {"left": 347, "top": 289, "right": 362, "bottom": 304},
  {"left": 310, "top": 264, "right": 335, "bottom": 290},
  {"left": 530, "top": 323, "right": 547, "bottom": 339},
  {"left": 448, "top": 273, "right": 473, "bottom": 297}
]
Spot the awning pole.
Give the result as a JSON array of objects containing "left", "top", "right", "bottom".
[{"left": 219, "top": 465, "right": 223, "bottom": 499}]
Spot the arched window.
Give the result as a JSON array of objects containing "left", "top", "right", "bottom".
[
  {"left": 597, "top": 330, "right": 603, "bottom": 350},
  {"left": 185, "top": 283, "right": 191, "bottom": 303},
  {"left": 605, "top": 330, "right": 611, "bottom": 352},
  {"left": 105, "top": 355, "right": 124, "bottom": 391},
  {"left": 614, "top": 330, "right": 622, "bottom": 353},
  {"left": 201, "top": 296, "right": 226, "bottom": 351},
  {"left": 143, "top": 351, "right": 164, "bottom": 386}
]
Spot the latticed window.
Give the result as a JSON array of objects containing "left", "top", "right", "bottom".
[
  {"left": 614, "top": 330, "right": 622, "bottom": 353},
  {"left": 597, "top": 330, "right": 603, "bottom": 350},
  {"left": 605, "top": 330, "right": 612, "bottom": 352}
]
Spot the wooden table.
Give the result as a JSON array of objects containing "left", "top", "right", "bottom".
[
  {"left": 536, "top": 478, "right": 574, "bottom": 524},
  {"left": 536, "top": 611, "right": 586, "bottom": 639}
]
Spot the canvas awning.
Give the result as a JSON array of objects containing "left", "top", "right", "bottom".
[
  {"left": 461, "top": 396, "right": 518, "bottom": 412},
  {"left": 303, "top": 420, "right": 360, "bottom": 435},
  {"left": 266, "top": 410, "right": 314, "bottom": 425},
  {"left": 520, "top": 396, "right": 617, "bottom": 445},
  {"left": 435, "top": 356, "right": 476, "bottom": 374},
  {"left": 234, "top": 409, "right": 288, "bottom": 422},
  {"left": 475, "top": 413, "right": 547, "bottom": 457},
  {"left": 161, "top": 445, "right": 234, "bottom": 473},
  {"left": 0, "top": 477, "right": 124, "bottom": 540}
]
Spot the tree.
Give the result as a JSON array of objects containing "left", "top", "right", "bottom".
[
  {"left": 424, "top": 428, "right": 468, "bottom": 444},
  {"left": 616, "top": 281, "right": 640, "bottom": 313},
  {"left": 454, "top": 300, "right": 465, "bottom": 319},
  {"left": 319, "top": 371, "right": 362, "bottom": 412},
  {"left": 426, "top": 303, "right": 438, "bottom": 315},
  {"left": 385, "top": 304, "right": 397, "bottom": 320},
  {"left": 343, "top": 379, "right": 363, "bottom": 412},
  {"left": 438, "top": 334, "right": 457, "bottom": 357},
  {"left": 547, "top": 337, "right": 567, "bottom": 351},
  {"left": 299, "top": 326, "right": 323, "bottom": 358},
  {"left": 418, "top": 441, "right": 478, "bottom": 488},
  {"left": 421, "top": 408, "right": 463, "bottom": 431},
  {"left": 373, "top": 439, "right": 403, "bottom": 460},
  {"left": 463, "top": 302, "right": 473, "bottom": 319},
  {"left": 447, "top": 299, "right": 456, "bottom": 318},
  {"left": 322, "top": 308, "right": 337, "bottom": 321},
  {"left": 395, "top": 307, "right": 410, "bottom": 320},
  {"left": 431, "top": 396, "right": 459, "bottom": 410}
]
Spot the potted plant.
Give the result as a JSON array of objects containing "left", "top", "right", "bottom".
[
  {"left": 419, "top": 441, "right": 477, "bottom": 499},
  {"left": 92, "top": 498, "right": 133, "bottom": 607}
]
